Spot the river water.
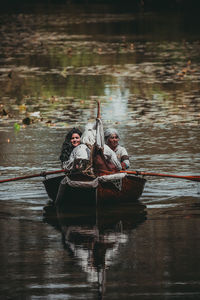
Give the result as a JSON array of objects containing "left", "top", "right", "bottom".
[{"left": 0, "top": 3, "right": 200, "bottom": 299}]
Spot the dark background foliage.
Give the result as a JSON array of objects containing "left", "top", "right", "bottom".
[{"left": 1, "top": 0, "right": 200, "bottom": 13}]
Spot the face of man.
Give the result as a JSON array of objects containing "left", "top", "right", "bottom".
[
  {"left": 71, "top": 133, "right": 81, "bottom": 147},
  {"left": 107, "top": 134, "right": 119, "bottom": 150}
]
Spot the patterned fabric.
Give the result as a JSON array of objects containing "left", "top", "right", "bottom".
[
  {"left": 63, "top": 144, "right": 90, "bottom": 170},
  {"left": 62, "top": 173, "right": 126, "bottom": 190},
  {"left": 103, "top": 145, "right": 122, "bottom": 170},
  {"left": 63, "top": 143, "right": 122, "bottom": 171},
  {"left": 114, "top": 145, "right": 130, "bottom": 169}
]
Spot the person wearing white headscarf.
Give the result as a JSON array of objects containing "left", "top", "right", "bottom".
[{"left": 104, "top": 128, "right": 130, "bottom": 170}]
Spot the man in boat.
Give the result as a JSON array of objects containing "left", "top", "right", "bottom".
[
  {"left": 104, "top": 128, "right": 130, "bottom": 170},
  {"left": 63, "top": 122, "right": 122, "bottom": 175}
]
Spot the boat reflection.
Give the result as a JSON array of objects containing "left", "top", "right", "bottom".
[{"left": 43, "top": 202, "right": 147, "bottom": 299}]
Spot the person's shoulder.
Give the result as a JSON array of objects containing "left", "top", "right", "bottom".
[
  {"left": 104, "top": 144, "right": 113, "bottom": 153},
  {"left": 79, "top": 143, "right": 87, "bottom": 148},
  {"left": 104, "top": 145, "right": 118, "bottom": 157},
  {"left": 73, "top": 143, "right": 88, "bottom": 152},
  {"left": 117, "top": 145, "right": 128, "bottom": 153},
  {"left": 116, "top": 144, "right": 125, "bottom": 150},
  {"left": 104, "top": 144, "right": 109, "bottom": 150}
]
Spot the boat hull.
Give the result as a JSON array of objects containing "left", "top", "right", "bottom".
[
  {"left": 43, "top": 173, "right": 146, "bottom": 207},
  {"left": 97, "top": 175, "right": 145, "bottom": 204}
]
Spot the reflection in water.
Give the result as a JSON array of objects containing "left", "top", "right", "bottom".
[
  {"left": 103, "top": 78, "right": 130, "bottom": 123},
  {"left": 43, "top": 202, "right": 147, "bottom": 299}
]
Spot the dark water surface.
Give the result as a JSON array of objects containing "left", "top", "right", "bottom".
[{"left": 0, "top": 3, "right": 200, "bottom": 299}]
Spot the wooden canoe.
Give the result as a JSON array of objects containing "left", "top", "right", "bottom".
[{"left": 43, "top": 172, "right": 146, "bottom": 207}]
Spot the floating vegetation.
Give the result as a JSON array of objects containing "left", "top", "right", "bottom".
[
  {"left": 14, "top": 122, "right": 21, "bottom": 131},
  {"left": 0, "top": 11, "right": 200, "bottom": 128}
]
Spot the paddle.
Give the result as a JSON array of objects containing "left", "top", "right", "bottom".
[
  {"left": 97, "top": 100, "right": 101, "bottom": 119},
  {"left": 0, "top": 168, "right": 199, "bottom": 184},
  {"left": 99, "top": 169, "right": 200, "bottom": 182},
  {"left": 0, "top": 169, "right": 66, "bottom": 183}
]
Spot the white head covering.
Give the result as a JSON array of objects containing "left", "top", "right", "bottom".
[
  {"left": 81, "top": 123, "right": 96, "bottom": 146},
  {"left": 81, "top": 120, "right": 105, "bottom": 149},
  {"left": 104, "top": 128, "right": 119, "bottom": 143}
]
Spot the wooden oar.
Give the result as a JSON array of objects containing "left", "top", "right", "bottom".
[
  {"left": 124, "top": 170, "right": 200, "bottom": 182},
  {"left": 1, "top": 168, "right": 199, "bottom": 184},
  {"left": 100, "top": 169, "right": 200, "bottom": 182},
  {"left": 0, "top": 169, "right": 65, "bottom": 183}
]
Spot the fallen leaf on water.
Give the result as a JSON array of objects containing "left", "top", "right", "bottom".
[
  {"left": 67, "top": 48, "right": 72, "bottom": 55},
  {"left": 2, "top": 109, "right": 8, "bottom": 116},
  {"left": 98, "top": 48, "right": 102, "bottom": 54},
  {"left": 14, "top": 123, "right": 21, "bottom": 131},
  {"left": 8, "top": 70, "right": 12, "bottom": 79},
  {"left": 19, "top": 104, "right": 27, "bottom": 112},
  {"left": 22, "top": 117, "right": 31, "bottom": 125},
  {"left": 60, "top": 68, "right": 68, "bottom": 78},
  {"left": 29, "top": 111, "right": 40, "bottom": 118}
]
